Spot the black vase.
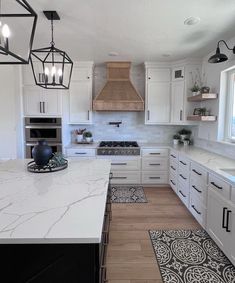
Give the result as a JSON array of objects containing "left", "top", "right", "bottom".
[{"left": 32, "top": 140, "right": 53, "bottom": 166}]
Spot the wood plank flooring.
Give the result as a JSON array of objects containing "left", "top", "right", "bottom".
[{"left": 106, "top": 187, "right": 200, "bottom": 283}]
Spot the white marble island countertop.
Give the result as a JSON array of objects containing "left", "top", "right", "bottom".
[{"left": 0, "top": 159, "right": 111, "bottom": 244}]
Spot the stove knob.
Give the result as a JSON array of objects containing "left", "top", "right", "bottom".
[
  {"left": 102, "top": 150, "right": 106, "bottom": 155},
  {"left": 127, "top": 150, "right": 131, "bottom": 155},
  {"left": 108, "top": 150, "right": 112, "bottom": 155},
  {"left": 114, "top": 150, "right": 119, "bottom": 155}
]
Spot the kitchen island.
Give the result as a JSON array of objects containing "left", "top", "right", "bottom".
[{"left": 0, "top": 159, "right": 111, "bottom": 283}]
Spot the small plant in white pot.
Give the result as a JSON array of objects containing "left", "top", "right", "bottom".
[
  {"left": 178, "top": 129, "right": 192, "bottom": 141},
  {"left": 183, "top": 138, "right": 190, "bottom": 146},
  {"left": 173, "top": 134, "right": 180, "bottom": 145},
  {"left": 83, "top": 131, "right": 93, "bottom": 143},
  {"left": 74, "top": 128, "right": 86, "bottom": 142}
]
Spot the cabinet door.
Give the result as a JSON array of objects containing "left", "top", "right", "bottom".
[
  {"left": 43, "top": 90, "right": 62, "bottom": 116},
  {"left": 23, "top": 87, "right": 42, "bottom": 116},
  {"left": 207, "top": 187, "right": 231, "bottom": 252},
  {"left": 147, "top": 68, "right": 171, "bottom": 82},
  {"left": 171, "top": 81, "right": 184, "bottom": 123},
  {"left": 229, "top": 204, "right": 235, "bottom": 265},
  {"left": 69, "top": 81, "right": 92, "bottom": 124},
  {"left": 146, "top": 82, "right": 171, "bottom": 123},
  {"left": 72, "top": 67, "right": 92, "bottom": 81}
]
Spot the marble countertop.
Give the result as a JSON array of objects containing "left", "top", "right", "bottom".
[{"left": 0, "top": 159, "right": 111, "bottom": 244}]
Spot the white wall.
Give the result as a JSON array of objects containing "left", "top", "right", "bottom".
[
  {"left": 194, "top": 36, "right": 235, "bottom": 158},
  {"left": 65, "top": 64, "right": 193, "bottom": 144},
  {"left": 0, "top": 66, "right": 23, "bottom": 159}
]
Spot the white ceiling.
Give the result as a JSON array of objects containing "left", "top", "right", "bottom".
[{"left": 27, "top": 0, "right": 235, "bottom": 64}]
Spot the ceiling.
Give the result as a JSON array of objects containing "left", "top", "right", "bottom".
[{"left": 25, "top": 0, "right": 235, "bottom": 64}]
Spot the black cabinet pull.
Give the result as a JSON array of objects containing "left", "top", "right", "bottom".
[
  {"left": 180, "top": 160, "right": 187, "bottom": 165},
  {"left": 226, "top": 210, "right": 232, "bottom": 232},
  {"left": 111, "top": 163, "right": 127, "bottom": 166},
  {"left": 170, "top": 154, "right": 176, "bottom": 158},
  {"left": 170, "top": 179, "right": 176, "bottom": 186},
  {"left": 149, "top": 176, "right": 160, "bottom": 179},
  {"left": 192, "top": 185, "right": 202, "bottom": 193},
  {"left": 170, "top": 165, "right": 176, "bottom": 171},
  {"left": 192, "top": 169, "right": 202, "bottom": 176},
  {"left": 179, "top": 190, "right": 186, "bottom": 198},
  {"left": 210, "top": 181, "right": 223, "bottom": 190},
  {"left": 75, "top": 152, "right": 87, "bottom": 155},
  {"left": 179, "top": 174, "right": 187, "bottom": 180},
  {"left": 112, "top": 176, "right": 127, "bottom": 179},
  {"left": 150, "top": 152, "right": 160, "bottom": 155},
  {"left": 149, "top": 163, "right": 161, "bottom": 166},
  {"left": 222, "top": 207, "right": 227, "bottom": 229},
  {"left": 191, "top": 205, "right": 201, "bottom": 215}
]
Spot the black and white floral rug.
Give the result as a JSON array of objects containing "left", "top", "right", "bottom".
[
  {"left": 110, "top": 186, "right": 147, "bottom": 203},
  {"left": 149, "top": 229, "right": 235, "bottom": 283}
]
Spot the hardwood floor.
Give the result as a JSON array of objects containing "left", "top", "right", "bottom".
[{"left": 106, "top": 187, "right": 200, "bottom": 283}]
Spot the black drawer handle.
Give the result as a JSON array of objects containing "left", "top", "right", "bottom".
[
  {"left": 191, "top": 205, "right": 201, "bottom": 215},
  {"left": 112, "top": 176, "right": 127, "bottom": 179},
  {"left": 170, "top": 154, "right": 176, "bottom": 158},
  {"left": 149, "top": 177, "right": 160, "bottom": 179},
  {"left": 75, "top": 152, "right": 87, "bottom": 155},
  {"left": 226, "top": 210, "right": 232, "bottom": 232},
  {"left": 222, "top": 207, "right": 227, "bottom": 229},
  {"left": 170, "top": 165, "right": 176, "bottom": 171},
  {"left": 170, "top": 179, "right": 176, "bottom": 186},
  {"left": 150, "top": 152, "right": 160, "bottom": 155},
  {"left": 180, "top": 160, "right": 187, "bottom": 165},
  {"left": 210, "top": 181, "right": 223, "bottom": 190},
  {"left": 192, "top": 185, "right": 202, "bottom": 193},
  {"left": 179, "top": 174, "right": 187, "bottom": 180},
  {"left": 149, "top": 163, "right": 161, "bottom": 166},
  {"left": 109, "top": 172, "right": 113, "bottom": 180},
  {"left": 111, "top": 163, "right": 127, "bottom": 165},
  {"left": 192, "top": 169, "right": 202, "bottom": 176},
  {"left": 179, "top": 190, "right": 186, "bottom": 198}
]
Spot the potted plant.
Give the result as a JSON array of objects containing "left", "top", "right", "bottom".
[
  {"left": 178, "top": 129, "right": 192, "bottom": 140},
  {"left": 173, "top": 134, "right": 181, "bottom": 145},
  {"left": 83, "top": 131, "right": 93, "bottom": 143},
  {"left": 183, "top": 138, "right": 190, "bottom": 146},
  {"left": 190, "top": 83, "right": 200, "bottom": 96},
  {"left": 74, "top": 128, "right": 86, "bottom": 142}
]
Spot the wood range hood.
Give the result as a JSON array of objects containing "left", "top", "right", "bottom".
[{"left": 93, "top": 62, "right": 144, "bottom": 111}]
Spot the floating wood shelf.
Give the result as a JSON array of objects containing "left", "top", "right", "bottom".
[
  {"left": 187, "top": 93, "right": 217, "bottom": 102},
  {"left": 187, "top": 115, "right": 217, "bottom": 121}
]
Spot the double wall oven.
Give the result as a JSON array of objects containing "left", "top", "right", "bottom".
[{"left": 25, "top": 117, "right": 62, "bottom": 158}]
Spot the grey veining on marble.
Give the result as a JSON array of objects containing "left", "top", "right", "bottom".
[{"left": 0, "top": 159, "right": 111, "bottom": 244}]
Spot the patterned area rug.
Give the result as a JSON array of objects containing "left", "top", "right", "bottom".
[
  {"left": 149, "top": 229, "right": 235, "bottom": 283},
  {"left": 110, "top": 186, "right": 147, "bottom": 203}
]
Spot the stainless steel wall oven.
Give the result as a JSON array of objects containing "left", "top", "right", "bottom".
[{"left": 25, "top": 117, "right": 62, "bottom": 158}]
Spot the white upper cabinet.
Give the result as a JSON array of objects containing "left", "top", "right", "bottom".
[
  {"left": 23, "top": 87, "right": 62, "bottom": 117},
  {"left": 69, "top": 62, "right": 94, "bottom": 124},
  {"left": 171, "top": 81, "right": 184, "bottom": 123},
  {"left": 145, "top": 66, "right": 171, "bottom": 124}
]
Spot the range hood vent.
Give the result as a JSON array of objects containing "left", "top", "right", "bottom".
[{"left": 93, "top": 62, "right": 144, "bottom": 111}]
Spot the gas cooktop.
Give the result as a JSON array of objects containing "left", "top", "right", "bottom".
[{"left": 97, "top": 141, "right": 140, "bottom": 155}]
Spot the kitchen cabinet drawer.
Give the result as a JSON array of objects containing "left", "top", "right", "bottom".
[
  {"left": 178, "top": 166, "right": 190, "bottom": 187},
  {"left": 66, "top": 148, "right": 96, "bottom": 157},
  {"left": 142, "top": 148, "right": 168, "bottom": 157},
  {"left": 190, "top": 194, "right": 206, "bottom": 227},
  {"left": 191, "top": 162, "right": 207, "bottom": 183},
  {"left": 178, "top": 155, "right": 190, "bottom": 171},
  {"left": 190, "top": 177, "right": 207, "bottom": 204},
  {"left": 170, "top": 149, "right": 178, "bottom": 162},
  {"left": 169, "top": 158, "right": 178, "bottom": 175},
  {"left": 111, "top": 159, "right": 140, "bottom": 171},
  {"left": 110, "top": 171, "right": 141, "bottom": 184},
  {"left": 142, "top": 171, "right": 168, "bottom": 184},
  {"left": 142, "top": 157, "right": 168, "bottom": 171},
  {"left": 169, "top": 172, "right": 177, "bottom": 193},
  {"left": 178, "top": 182, "right": 190, "bottom": 207},
  {"left": 209, "top": 174, "right": 231, "bottom": 200},
  {"left": 232, "top": 188, "right": 235, "bottom": 204},
  {"left": 147, "top": 68, "right": 171, "bottom": 82}
]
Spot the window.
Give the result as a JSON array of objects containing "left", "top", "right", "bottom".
[{"left": 225, "top": 69, "right": 235, "bottom": 141}]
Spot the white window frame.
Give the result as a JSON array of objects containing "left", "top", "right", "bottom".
[{"left": 224, "top": 69, "right": 235, "bottom": 142}]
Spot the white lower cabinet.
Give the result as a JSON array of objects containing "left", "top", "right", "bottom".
[
  {"left": 111, "top": 171, "right": 141, "bottom": 185},
  {"left": 169, "top": 172, "right": 177, "bottom": 193},
  {"left": 141, "top": 148, "right": 169, "bottom": 185},
  {"left": 178, "top": 181, "right": 190, "bottom": 207},
  {"left": 190, "top": 194, "right": 206, "bottom": 227}
]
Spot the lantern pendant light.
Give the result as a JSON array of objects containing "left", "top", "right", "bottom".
[
  {"left": 30, "top": 11, "right": 73, "bottom": 89},
  {"left": 0, "top": 0, "right": 37, "bottom": 64}
]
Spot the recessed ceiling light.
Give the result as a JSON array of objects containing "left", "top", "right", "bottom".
[
  {"left": 108, "top": 51, "right": 119, "bottom": 57},
  {"left": 184, "top": 17, "right": 201, "bottom": 26}
]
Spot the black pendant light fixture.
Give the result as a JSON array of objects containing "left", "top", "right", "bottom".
[
  {"left": 208, "top": 40, "right": 235, "bottom": 64},
  {"left": 30, "top": 11, "right": 73, "bottom": 89},
  {"left": 0, "top": 0, "right": 37, "bottom": 64}
]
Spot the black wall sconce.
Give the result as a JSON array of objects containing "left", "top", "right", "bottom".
[{"left": 208, "top": 40, "right": 235, "bottom": 63}]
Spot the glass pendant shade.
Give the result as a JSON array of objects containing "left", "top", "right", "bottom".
[
  {"left": 30, "top": 11, "right": 73, "bottom": 89},
  {"left": 0, "top": 0, "right": 37, "bottom": 64}
]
